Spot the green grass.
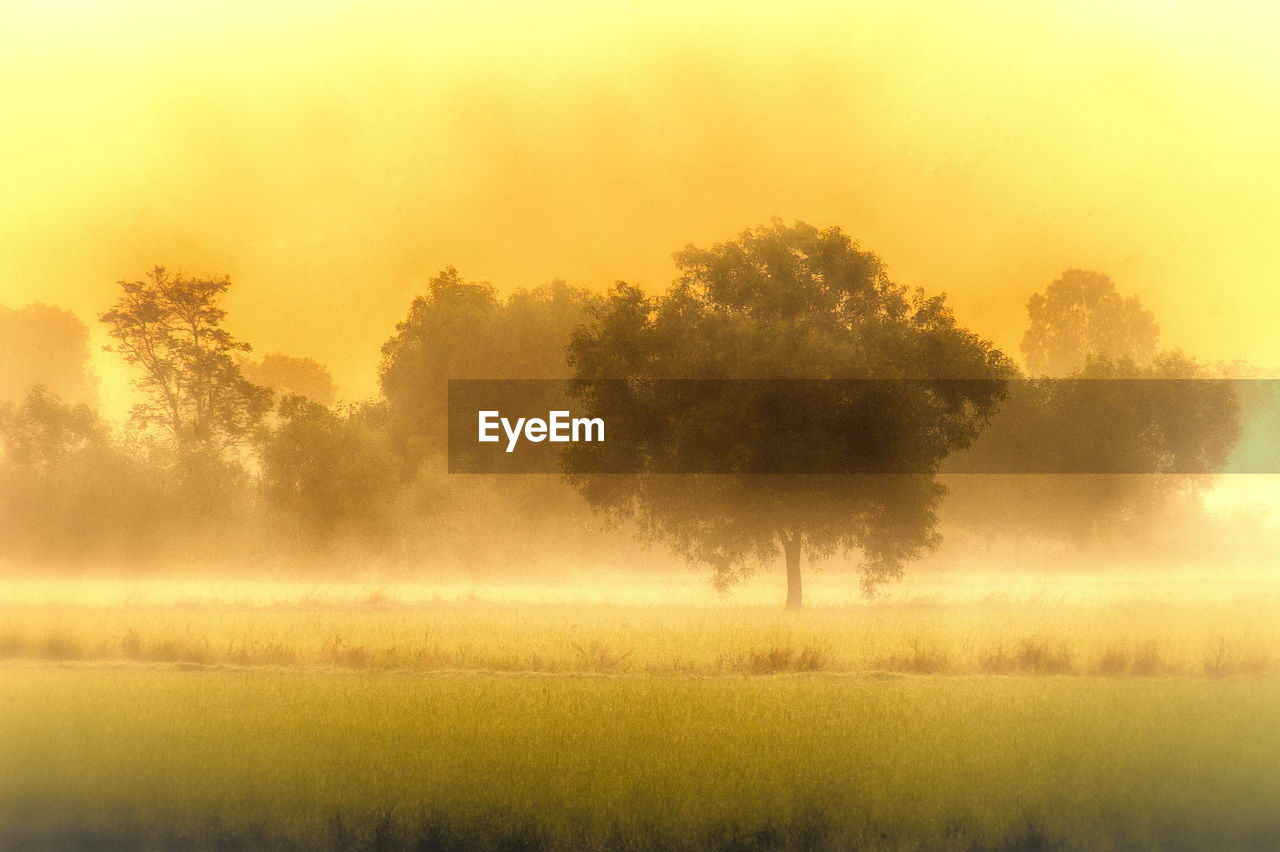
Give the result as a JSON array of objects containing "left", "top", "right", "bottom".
[
  {"left": 4, "top": 591, "right": 1279, "bottom": 849},
  {"left": 3, "top": 666, "right": 1280, "bottom": 850}
]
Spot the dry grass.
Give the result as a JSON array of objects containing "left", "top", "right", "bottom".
[
  {"left": 2, "top": 595, "right": 1278, "bottom": 677},
  {"left": 3, "top": 579, "right": 1280, "bottom": 849}
]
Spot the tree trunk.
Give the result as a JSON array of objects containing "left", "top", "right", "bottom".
[{"left": 783, "top": 532, "right": 802, "bottom": 608}]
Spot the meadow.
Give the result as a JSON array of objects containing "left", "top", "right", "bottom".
[
  {"left": 3, "top": 592, "right": 1279, "bottom": 677},
  {"left": 2, "top": 575, "right": 1280, "bottom": 850}
]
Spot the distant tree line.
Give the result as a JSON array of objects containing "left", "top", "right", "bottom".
[{"left": 0, "top": 224, "right": 1249, "bottom": 602}]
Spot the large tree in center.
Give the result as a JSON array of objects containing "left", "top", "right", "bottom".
[{"left": 565, "top": 221, "right": 1013, "bottom": 606}]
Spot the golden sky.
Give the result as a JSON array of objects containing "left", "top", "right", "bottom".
[{"left": 4, "top": 0, "right": 1280, "bottom": 416}]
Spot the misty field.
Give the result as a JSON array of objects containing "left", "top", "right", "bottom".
[
  {"left": 4, "top": 591, "right": 1280, "bottom": 677},
  {"left": 2, "top": 585, "right": 1280, "bottom": 850}
]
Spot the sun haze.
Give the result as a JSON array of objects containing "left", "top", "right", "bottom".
[{"left": 4, "top": 0, "right": 1280, "bottom": 414}]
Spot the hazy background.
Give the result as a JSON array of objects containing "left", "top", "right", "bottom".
[
  {"left": 7, "top": 10, "right": 1280, "bottom": 849},
  {"left": 5, "top": 0, "right": 1280, "bottom": 414},
  {"left": 4, "top": 0, "right": 1280, "bottom": 592}
]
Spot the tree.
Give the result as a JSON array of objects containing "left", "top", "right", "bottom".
[
  {"left": 0, "top": 385, "right": 104, "bottom": 470},
  {"left": 944, "top": 269, "right": 1238, "bottom": 557},
  {"left": 0, "top": 303, "right": 99, "bottom": 407},
  {"left": 564, "top": 221, "right": 1013, "bottom": 606},
  {"left": 379, "top": 268, "right": 601, "bottom": 474},
  {"left": 99, "top": 267, "right": 272, "bottom": 455},
  {"left": 0, "top": 386, "right": 165, "bottom": 563},
  {"left": 1021, "top": 269, "right": 1159, "bottom": 376},
  {"left": 941, "top": 351, "right": 1240, "bottom": 554},
  {"left": 241, "top": 353, "right": 338, "bottom": 407},
  {"left": 257, "top": 395, "right": 398, "bottom": 542}
]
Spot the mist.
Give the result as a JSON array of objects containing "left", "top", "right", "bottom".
[
  {"left": 6, "top": 2, "right": 1280, "bottom": 411},
  {"left": 4, "top": 4, "right": 1280, "bottom": 850}
]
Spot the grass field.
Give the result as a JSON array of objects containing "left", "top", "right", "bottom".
[
  {"left": 3, "top": 578, "right": 1280, "bottom": 850},
  {"left": 3, "top": 596, "right": 1280, "bottom": 677}
]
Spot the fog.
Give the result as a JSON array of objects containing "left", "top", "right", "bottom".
[
  {"left": 3, "top": 2, "right": 1280, "bottom": 607},
  {"left": 10, "top": 9, "right": 1280, "bottom": 851},
  {"left": 7, "top": 1, "right": 1280, "bottom": 411}
]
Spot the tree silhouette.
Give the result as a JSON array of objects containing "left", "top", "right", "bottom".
[
  {"left": 257, "top": 396, "right": 397, "bottom": 542},
  {"left": 0, "top": 386, "right": 165, "bottom": 563},
  {"left": 241, "top": 353, "right": 338, "bottom": 407},
  {"left": 0, "top": 303, "right": 98, "bottom": 407},
  {"left": 565, "top": 221, "right": 1013, "bottom": 606},
  {"left": 99, "top": 267, "right": 272, "bottom": 455},
  {"left": 1021, "top": 270, "right": 1159, "bottom": 376},
  {"left": 379, "top": 268, "right": 601, "bottom": 474}
]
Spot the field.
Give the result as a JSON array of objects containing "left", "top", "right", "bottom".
[{"left": 3, "top": 573, "right": 1280, "bottom": 850}]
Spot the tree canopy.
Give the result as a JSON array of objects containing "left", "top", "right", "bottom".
[
  {"left": 379, "top": 267, "right": 602, "bottom": 473},
  {"left": 565, "top": 220, "right": 1013, "bottom": 606},
  {"left": 0, "top": 303, "right": 98, "bottom": 407},
  {"left": 0, "top": 386, "right": 164, "bottom": 563},
  {"left": 241, "top": 354, "right": 338, "bottom": 407},
  {"left": 1021, "top": 270, "right": 1159, "bottom": 376},
  {"left": 257, "top": 395, "right": 398, "bottom": 542},
  {"left": 945, "top": 272, "right": 1240, "bottom": 555},
  {"left": 99, "top": 267, "right": 272, "bottom": 456}
]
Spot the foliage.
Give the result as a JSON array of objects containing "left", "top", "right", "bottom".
[
  {"left": 0, "top": 387, "right": 165, "bottom": 562},
  {"left": 257, "top": 395, "right": 398, "bottom": 541},
  {"left": 0, "top": 385, "right": 104, "bottom": 467},
  {"left": 0, "top": 303, "right": 98, "bottom": 407},
  {"left": 948, "top": 317, "right": 1240, "bottom": 552},
  {"left": 99, "top": 267, "right": 273, "bottom": 455},
  {"left": 379, "top": 268, "right": 602, "bottom": 474},
  {"left": 565, "top": 221, "right": 1013, "bottom": 604},
  {"left": 241, "top": 353, "right": 338, "bottom": 406},
  {"left": 1021, "top": 269, "right": 1159, "bottom": 376}
]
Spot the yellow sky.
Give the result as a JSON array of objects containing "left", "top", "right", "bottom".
[{"left": 4, "top": 0, "right": 1280, "bottom": 416}]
